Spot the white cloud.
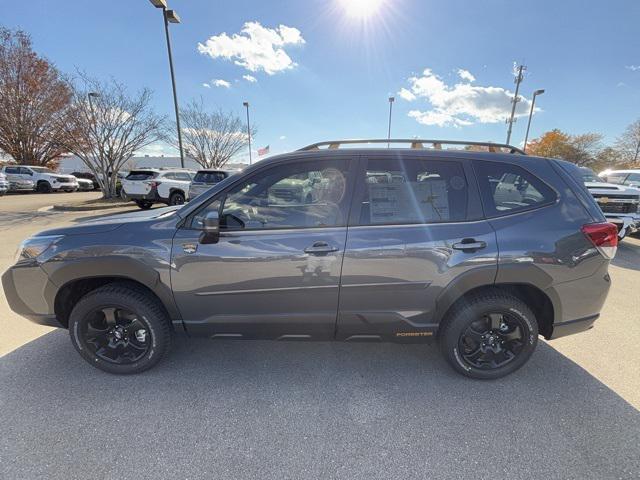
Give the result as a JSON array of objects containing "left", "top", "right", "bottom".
[
  {"left": 398, "top": 87, "right": 416, "bottom": 101},
  {"left": 197, "top": 22, "right": 305, "bottom": 75},
  {"left": 400, "top": 68, "right": 533, "bottom": 127},
  {"left": 202, "top": 83, "right": 211, "bottom": 88},
  {"left": 625, "top": 65, "right": 640, "bottom": 72},
  {"left": 212, "top": 79, "right": 231, "bottom": 88},
  {"left": 243, "top": 74, "right": 257, "bottom": 83},
  {"left": 457, "top": 69, "right": 475, "bottom": 82},
  {"left": 279, "top": 135, "right": 286, "bottom": 140}
]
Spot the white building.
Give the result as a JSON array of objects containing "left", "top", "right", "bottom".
[{"left": 57, "top": 155, "right": 248, "bottom": 173}]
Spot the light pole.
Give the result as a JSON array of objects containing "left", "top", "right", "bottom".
[
  {"left": 149, "top": 0, "right": 184, "bottom": 168},
  {"left": 243, "top": 101, "right": 252, "bottom": 165},
  {"left": 387, "top": 96, "right": 394, "bottom": 147},
  {"left": 523, "top": 89, "right": 545, "bottom": 153}
]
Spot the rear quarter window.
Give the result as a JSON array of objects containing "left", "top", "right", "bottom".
[{"left": 474, "top": 161, "right": 557, "bottom": 217}]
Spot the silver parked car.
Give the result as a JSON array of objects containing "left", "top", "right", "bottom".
[
  {"left": 0, "top": 172, "right": 9, "bottom": 195},
  {"left": 188, "top": 169, "right": 236, "bottom": 200}
]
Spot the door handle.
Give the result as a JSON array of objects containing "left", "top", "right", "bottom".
[
  {"left": 452, "top": 239, "right": 487, "bottom": 251},
  {"left": 304, "top": 241, "right": 339, "bottom": 255}
]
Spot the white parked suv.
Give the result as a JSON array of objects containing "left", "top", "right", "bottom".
[
  {"left": 1, "top": 165, "right": 78, "bottom": 193},
  {"left": 122, "top": 168, "right": 195, "bottom": 209}
]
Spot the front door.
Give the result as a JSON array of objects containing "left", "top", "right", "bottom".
[
  {"left": 171, "top": 157, "right": 355, "bottom": 339},
  {"left": 337, "top": 154, "right": 498, "bottom": 341}
]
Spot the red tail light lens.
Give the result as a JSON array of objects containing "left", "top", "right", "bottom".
[
  {"left": 581, "top": 222, "right": 618, "bottom": 259},
  {"left": 144, "top": 181, "right": 161, "bottom": 188}
]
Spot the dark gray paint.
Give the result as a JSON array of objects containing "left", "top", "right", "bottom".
[{"left": 1, "top": 148, "right": 613, "bottom": 343}]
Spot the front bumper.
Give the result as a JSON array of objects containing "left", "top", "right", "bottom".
[
  {"left": 2, "top": 264, "right": 62, "bottom": 328},
  {"left": 52, "top": 182, "right": 78, "bottom": 191},
  {"left": 604, "top": 213, "right": 640, "bottom": 236}
]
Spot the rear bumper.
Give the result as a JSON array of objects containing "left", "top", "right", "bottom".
[
  {"left": 2, "top": 264, "right": 62, "bottom": 328},
  {"left": 127, "top": 191, "right": 160, "bottom": 202}
]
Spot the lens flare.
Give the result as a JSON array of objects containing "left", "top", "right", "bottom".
[{"left": 339, "top": 0, "right": 386, "bottom": 19}]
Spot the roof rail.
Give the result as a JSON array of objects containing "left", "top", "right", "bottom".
[{"left": 297, "top": 139, "right": 526, "bottom": 155}]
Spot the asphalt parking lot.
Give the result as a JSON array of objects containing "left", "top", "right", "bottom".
[{"left": 1, "top": 192, "right": 639, "bottom": 479}]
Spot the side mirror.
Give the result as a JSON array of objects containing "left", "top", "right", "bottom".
[{"left": 199, "top": 211, "right": 220, "bottom": 244}]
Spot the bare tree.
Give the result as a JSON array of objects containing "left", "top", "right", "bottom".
[
  {"left": 0, "top": 28, "right": 71, "bottom": 166},
  {"left": 615, "top": 119, "right": 640, "bottom": 167},
  {"left": 59, "top": 74, "right": 165, "bottom": 198},
  {"left": 168, "top": 99, "right": 255, "bottom": 168}
]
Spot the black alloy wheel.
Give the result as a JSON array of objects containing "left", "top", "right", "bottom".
[
  {"left": 78, "top": 306, "right": 151, "bottom": 365},
  {"left": 458, "top": 312, "right": 526, "bottom": 370},
  {"left": 439, "top": 291, "right": 538, "bottom": 379},
  {"left": 69, "top": 283, "right": 171, "bottom": 374}
]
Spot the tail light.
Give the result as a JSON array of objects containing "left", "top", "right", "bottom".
[
  {"left": 144, "top": 180, "right": 161, "bottom": 189},
  {"left": 581, "top": 222, "right": 618, "bottom": 259}
]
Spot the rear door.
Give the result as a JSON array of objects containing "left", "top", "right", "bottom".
[
  {"left": 336, "top": 153, "right": 498, "bottom": 341},
  {"left": 171, "top": 156, "right": 356, "bottom": 339}
]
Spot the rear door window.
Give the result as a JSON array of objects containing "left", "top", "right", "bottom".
[
  {"left": 475, "top": 161, "right": 556, "bottom": 217},
  {"left": 355, "top": 157, "right": 469, "bottom": 225}
]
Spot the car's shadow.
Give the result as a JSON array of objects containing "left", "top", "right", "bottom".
[{"left": 2, "top": 332, "right": 639, "bottom": 480}]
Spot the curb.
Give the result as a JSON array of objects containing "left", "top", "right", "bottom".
[{"left": 51, "top": 202, "right": 132, "bottom": 212}]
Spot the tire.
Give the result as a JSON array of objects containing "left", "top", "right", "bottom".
[
  {"left": 68, "top": 283, "right": 171, "bottom": 374},
  {"left": 438, "top": 290, "right": 538, "bottom": 380},
  {"left": 169, "top": 191, "right": 185, "bottom": 206},
  {"left": 37, "top": 181, "right": 52, "bottom": 193},
  {"left": 135, "top": 200, "right": 153, "bottom": 210}
]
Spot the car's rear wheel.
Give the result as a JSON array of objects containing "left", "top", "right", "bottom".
[
  {"left": 69, "top": 283, "right": 171, "bottom": 374},
  {"left": 135, "top": 200, "right": 153, "bottom": 210},
  {"left": 37, "top": 181, "right": 52, "bottom": 193},
  {"left": 439, "top": 291, "right": 538, "bottom": 379},
  {"left": 169, "top": 191, "right": 185, "bottom": 206}
]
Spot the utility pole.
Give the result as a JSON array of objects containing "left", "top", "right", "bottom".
[
  {"left": 387, "top": 96, "right": 394, "bottom": 147},
  {"left": 506, "top": 64, "right": 526, "bottom": 145}
]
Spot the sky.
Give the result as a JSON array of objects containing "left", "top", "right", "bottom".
[{"left": 4, "top": 0, "right": 640, "bottom": 162}]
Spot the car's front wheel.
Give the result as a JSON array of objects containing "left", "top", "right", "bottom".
[
  {"left": 439, "top": 291, "right": 538, "bottom": 379},
  {"left": 37, "top": 181, "right": 52, "bottom": 193},
  {"left": 69, "top": 283, "right": 171, "bottom": 374}
]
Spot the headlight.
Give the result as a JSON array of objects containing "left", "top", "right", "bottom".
[{"left": 14, "top": 235, "right": 63, "bottom": 264}]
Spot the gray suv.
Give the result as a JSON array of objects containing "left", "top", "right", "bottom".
[{"left": 2, "top": 139, "right": 617, "bottom": 379}]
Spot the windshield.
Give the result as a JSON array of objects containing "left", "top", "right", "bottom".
[
  {"left": 193, "top": 171, "right": 227, "bottom": 183},
  {"left": 30, "top": 167, "right": 54, "bottom": 173}
]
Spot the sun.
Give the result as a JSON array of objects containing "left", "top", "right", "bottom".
[{"left": 339, "top": 0, "right": 386, "bottom": 19}]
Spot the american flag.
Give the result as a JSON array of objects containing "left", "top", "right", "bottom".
[{"left": 258, "top": 145, "right": 270, "bottom": 156}]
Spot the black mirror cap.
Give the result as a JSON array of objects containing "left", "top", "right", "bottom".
[{"left": 199, "top": 211, "right": 220, "bottom": 244}]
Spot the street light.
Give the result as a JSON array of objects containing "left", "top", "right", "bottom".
[
  {"left": 149, "top": 0, "right": 185, "bottom": 168},
  {"left": 387, "top": 96, "right": 395, "bottom": 147},
  {"left": 243, "top": 102, "right": 252, "bottom": 165},
  {"left": 523, "top": 89, "right": 545, "bottom": 153}
]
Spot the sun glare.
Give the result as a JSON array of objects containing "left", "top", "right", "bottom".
[{"left": 340, "top": 0, "right": 386, "bottom": 19}]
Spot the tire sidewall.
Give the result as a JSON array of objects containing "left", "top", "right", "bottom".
[
  {"left": 69, "top": 293, "right": 166, "bottom": 374},
  {"left": 442, "top": 298, "right": 538, "bottom": 380}
]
